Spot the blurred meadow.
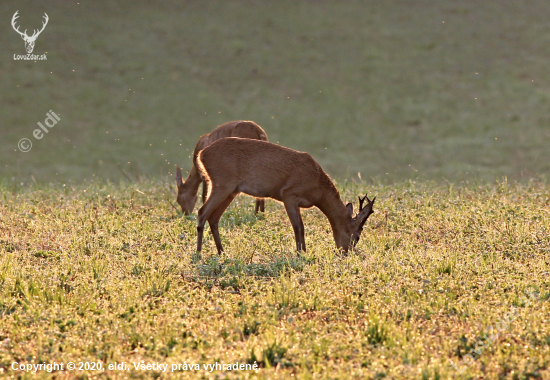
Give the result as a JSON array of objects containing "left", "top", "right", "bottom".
[{"left": 1, "top": 0, "right": 550, "bottom": 184}]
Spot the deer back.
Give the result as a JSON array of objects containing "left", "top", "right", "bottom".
[
  {"left": 197, "top": 138, "right": 330, "bottom": 205},
  {"left": 193, "top": 121, "right": 267, "bottom": 163}
]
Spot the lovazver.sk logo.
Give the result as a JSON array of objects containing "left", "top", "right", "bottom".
[{"left": 11, "top": 10, "right": 48, "bottom": 60}]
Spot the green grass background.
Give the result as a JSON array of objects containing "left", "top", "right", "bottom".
[{"left": 1, "top": 0, "right": 550, "bottom": 184}]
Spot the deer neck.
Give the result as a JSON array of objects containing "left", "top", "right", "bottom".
[
  {"left": 183, "top": 164, "right": 202, "bottom": 194},
  {"left": 316, "top": 190, "right": 352, "bottom": 244}
]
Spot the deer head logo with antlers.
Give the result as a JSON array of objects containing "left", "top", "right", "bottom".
[{"left": 11, "top": 11, "right": 49, "bottom": 54}]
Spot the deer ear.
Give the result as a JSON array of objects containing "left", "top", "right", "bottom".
[
  {"left": 175, "top": 167, "right": 184, "bottom": 189},
  {"left": 346, "top": 202, "right": 354, "bottom": 216}
]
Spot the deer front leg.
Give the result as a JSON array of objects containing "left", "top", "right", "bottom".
[
  {"left": 298, "top": 214, "right": 305, "bottom": 251},
  {"left": 283, "top": 201, "right": 306, "bottom": 252}
]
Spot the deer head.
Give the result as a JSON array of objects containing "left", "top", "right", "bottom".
[
  {"left": 345, "top": 194, "right": 376, "bottom": 249},
  {"left": 175, "top": 167, "right": 198, "bottom": 215},
  {"left": 12, "top": 11, "right": 49, "bottom": 54}
]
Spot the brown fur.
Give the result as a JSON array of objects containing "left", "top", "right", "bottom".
[
  {"left": 175, "top": 121, "right": 268, "bottom": 214},
  {"left": 195, "top": 138, "right": 375, "bottom": 253},
  {"left": 192, "top": 121, "right": 268, "bottom": 163}
]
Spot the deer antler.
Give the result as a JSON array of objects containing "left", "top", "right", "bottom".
[
  {"left": 358, "top": 195, "right": 366, "bottom": 211},
  {"left": 31, "top": 13, "right": 49, "bottom": 38},
  {"left": 357, "top": 194, "right": 376, "bottom": 228},
  {"left": 11, "top": 11, "right": 27, "bottom": 38},
  {"left": 11, "top": 11, "right": 48, "bottom": 39},
  {"left": 358, "top": 193, "right": 374, "bottom": 211}
]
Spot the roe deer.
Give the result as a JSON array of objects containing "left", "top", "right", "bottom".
[
  {"left": 195, "top": 138, "right": 375, "bottom": 253},
  {"left": 175, "top": 120, "right": 268, "bottom": 215}
]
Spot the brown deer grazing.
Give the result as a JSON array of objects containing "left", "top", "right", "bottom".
[
  {"left": 195, "top": 138, "right": 375, "bottom": 253},
  {"left": 175, "top": 121, "right": 268, "bottom": 215}
]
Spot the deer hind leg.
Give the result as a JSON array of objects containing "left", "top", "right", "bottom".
[
  {"left": 201, "top": 180, "right": 208, "bottom": 204},
  {"left": 197, "top": 187, "right": 233, "bottom": 252},
  {"left": 254, "top": 198, "right": 265, "bottom": 214},
  {"left": 283, "top": 201, "right": 306, "bottom": 252},
  {"left": 208, "top": 192, "right": 238, "bottom": 254}
]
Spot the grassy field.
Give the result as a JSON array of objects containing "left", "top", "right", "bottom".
[
  {"left": 0, "top": 179, "right": 549, "bottom": 379},
  {"left": 2, "top": 1, "right": 550, "bottom": 379},
  {"left": 2, "top": 0, "right": 550, "bottom": 183}
]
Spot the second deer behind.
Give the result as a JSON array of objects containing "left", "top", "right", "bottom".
[{"left": 175, "top": 120, "right": 268, "bottom": 215}]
